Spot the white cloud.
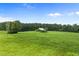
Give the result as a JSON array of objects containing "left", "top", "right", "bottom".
[
  {"left": 75, "top": 11, "right": 79, "bottom": 15},
  {"left": 68, "top": 11, "right": 79, "bottom": 16},
  {"left": 48, "top": 13, "right": 62, "bottom": 16},
  {"left": 48, "top": 11, "right": 79, "bottom": 17},
  {"left": 23, "top": 3, "right": 35, "bottom": 9},
  {"left": 66, "top": 11, "right": 79, "bottom": 16},
  {"left": 0, "top": 17, "right": 16, "bottom": 22}
]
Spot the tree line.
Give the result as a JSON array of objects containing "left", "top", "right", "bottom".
[
  {"left": 21, "top": 23, "right": 79, "bottom": 32},
  {"left": 0, "top": 21, "right": 79, "bottom": 33}
]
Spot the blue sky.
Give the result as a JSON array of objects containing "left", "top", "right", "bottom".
[{"left": 0, "top": 3, "right": 79, "bottom": 24}]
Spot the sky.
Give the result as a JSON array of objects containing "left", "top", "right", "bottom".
[{"left": 0, "top": 3, "right": 79, "bottom": 24}]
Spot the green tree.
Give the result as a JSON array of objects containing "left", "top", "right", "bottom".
[
  {"left": 6, "top": 20, "right": 21, "bottom": 34},
  {"left": 72, "top": 24, "right": 79, "bottom": 32}
]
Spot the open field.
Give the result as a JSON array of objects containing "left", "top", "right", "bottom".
[{"left": 0, "top": 31, "right": 79, "bottom": 56}]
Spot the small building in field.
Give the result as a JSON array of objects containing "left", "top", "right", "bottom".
[{"left": 36, "top": 28, "right": 47, "bottom": 32}]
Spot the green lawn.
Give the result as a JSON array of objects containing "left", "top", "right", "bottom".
[{"left": 0, "top": 31, "right": 79, "bottom": 56}]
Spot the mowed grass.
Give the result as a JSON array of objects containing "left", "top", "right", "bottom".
[{"left": 0, "top": 31, "right": 79, "bottom": 56}]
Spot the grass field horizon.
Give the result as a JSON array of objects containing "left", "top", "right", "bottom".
[{"left": 0, "top": 31, "right": 79, "bottom": 56}]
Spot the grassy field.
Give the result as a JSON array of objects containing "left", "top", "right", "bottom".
[{"left": 0, "top": 31, "right": 79, "bottom": 56}]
